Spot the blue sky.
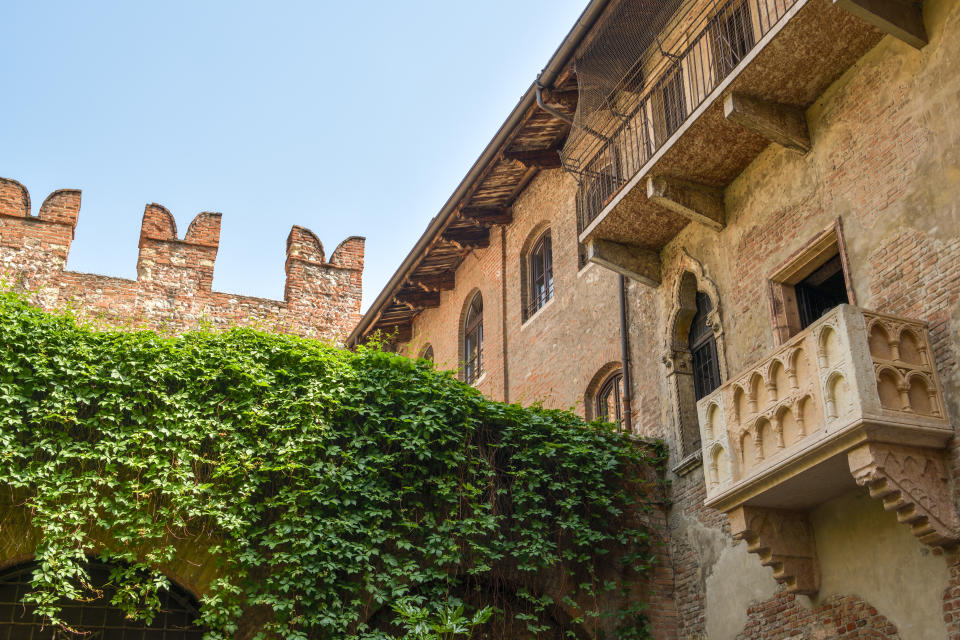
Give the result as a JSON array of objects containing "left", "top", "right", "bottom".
[{"left": 1, "top": 1, "right": 586, "bottom": 311}]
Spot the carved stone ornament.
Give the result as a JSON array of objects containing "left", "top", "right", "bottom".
[
  {"left": 727, "top": 505, "right": 820, "bottom": 595},
  {"left": 847, "top": 442, "right": 960, "bottom": 549}
]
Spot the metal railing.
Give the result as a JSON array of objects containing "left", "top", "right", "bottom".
[{"left": 571, "top": 0, "right": 797, "bottom": 232}]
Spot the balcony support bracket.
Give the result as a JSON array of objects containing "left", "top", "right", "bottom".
[
  {"left": 848, "top": 442, "right": 960, "bottom": 549},
  {"left": 586, "top": 239, "right": 660, "bottom": 287},
  {"left": 724, "top": 93, "right": 811, "bottom": 154},
  {"left": 834, "top": 0, "right": 927, "bottom": 49},
  {"left": 646, "top": 177, "right": 725, "bottom": 230},
  {"left": 728, "top": 506, "right": 820, "bottom": 595}
]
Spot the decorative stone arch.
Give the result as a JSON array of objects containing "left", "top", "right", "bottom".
[
  {"left": 660, "top": 250, "right": 729, "bottom": 469},
  {"left": 584, "top": 361, "right": 624, "bottom": 421}
]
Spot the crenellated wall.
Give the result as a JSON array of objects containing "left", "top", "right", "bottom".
[{"left": 0, "top": 177, "right": 364, "bottom": 343}]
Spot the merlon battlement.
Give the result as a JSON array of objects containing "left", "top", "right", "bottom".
[{"left": 0, "top": 177, "right": 365, "bottom": 343}]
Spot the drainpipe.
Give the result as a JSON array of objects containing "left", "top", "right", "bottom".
[
  {"left": 618, "top": 274, "right": 633, "bottom": 433},
  {"left": 535, "top": 76, "right": 613, "bottom": 144}
]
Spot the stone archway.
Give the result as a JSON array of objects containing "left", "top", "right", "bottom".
[
  {"left": 661, "top": 250, "right": 728, "bottom": 466},
  {"left": 0, "top": 558, "right": 205, "bottom": 638}
]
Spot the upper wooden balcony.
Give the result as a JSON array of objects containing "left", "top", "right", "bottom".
[
  {"left": 695, "top": 305, "right": 956, "bottom": 594},
  {"left": 574, "top": 0, "right": 926, "bottom": 285}
]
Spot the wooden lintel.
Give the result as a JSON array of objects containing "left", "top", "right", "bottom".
[
  {"left": 460, "top": 207, "right": 513, "bottom": 226},
  {"left": 409, "top": 272, "right": 455, "bottom": 292},
  {"left": 587, "top": 239, "right": 661, "bottom": 287},
  {"left": 646, "top": 176, "right": 725, "bottom": 230},
  {"left": 503, "top": 148, "right": 563, "bottom": 169},
  {"left": 442, "top": 226, "right": 491, "bottom": 249},
  {"left": 724, "top": 93, "right": 811, "bottom": 154},
  {"left": 394, "top": 289, "right": 441, "bottom": 309},
  {"left": 834, "top": 0, "right": 927, "bottom": 49}
]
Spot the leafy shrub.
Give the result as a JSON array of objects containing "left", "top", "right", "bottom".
[{"left": 0, "top": 293, "right": 662, "bottom": 639}]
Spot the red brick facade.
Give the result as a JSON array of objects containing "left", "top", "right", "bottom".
[
  {"left": 368, "top": 0, "right": 960, "bottom": 637},
  {"left": 0, "top": 177, "right": 364, "bottom": 342}
]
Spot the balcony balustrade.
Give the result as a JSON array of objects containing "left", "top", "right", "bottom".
[{"left": 695, "top": 305, "right": 956, "bottom": 593}]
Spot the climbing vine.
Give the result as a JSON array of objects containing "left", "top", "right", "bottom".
[{"left": 0, "top": 292, "right": 663, "bottom": 639}]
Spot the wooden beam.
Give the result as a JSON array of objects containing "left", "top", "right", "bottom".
[
  {"left": 646, "top": 176, "right": 725, "bottom": 230},
  {"left": 540, "top": 88, "right": 579, "bottom": 109},
  {"left": 503, "top": 148, "right": 563, "bottom": 169},
  {"left": 587, "top": 239, "right": 661, "bottom": 287},
  {"left": 394, "top": 289, "right": 441, "bottom": 309},
  {"left": 460, "top": 207, "right": 513, "bottom": 226},
  {"left": 724, "top": 93, "right": 811, "bottom": 154},
  {"left": 409, "top": 272, "right": 455, "bottom": 292},
  {"left": 834, "top": 0, "right": 926, "bottom": 49},
  {"left": 442, "top": 226, "right": 491, "bottom": 249},
  {"left": 374, "top": 323, "right": 413, "bottom": 343}
]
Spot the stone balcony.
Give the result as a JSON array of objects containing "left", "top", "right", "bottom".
[{"left": 696, "top": 305, "right": 956, "bottom": 593}]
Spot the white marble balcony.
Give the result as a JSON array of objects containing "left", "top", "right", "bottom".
[{"left": 695, "top": 305, "right": 956, "bottom": 593}]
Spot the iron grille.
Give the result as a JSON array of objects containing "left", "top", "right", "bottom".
[
  {"left": 568, "top": 0, "right": 798, "bottom": 233},
  {"left": 0, "top": 561, "right": 204, "bottom": 639}
]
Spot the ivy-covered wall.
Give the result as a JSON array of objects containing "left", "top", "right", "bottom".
[{"left": 0, "top": 293, "right": 667, "bottom": 640}]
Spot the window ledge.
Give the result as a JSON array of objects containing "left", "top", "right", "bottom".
[
  {"left": 672, "top": 450, "right": 703, "bottom": 477},
  {"left": 469, "top": 372, "right": 487, "bottom": 388},
  {"left": 521, "top": 296, "right": 556, "bottom": 330}
]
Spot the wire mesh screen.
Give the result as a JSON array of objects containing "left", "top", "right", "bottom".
[
  {"left": 564, "top": 0, "right": 797, "bottom": 233},
  {"left": 0, "top": 561, "right": 205, "bottom": 639}
]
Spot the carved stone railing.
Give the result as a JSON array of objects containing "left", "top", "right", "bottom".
[{"left": 696, "top": 305, "right": 956, "bottom": 594}]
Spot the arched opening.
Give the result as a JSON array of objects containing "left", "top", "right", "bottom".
[
  {"left": 0, "top": 559, "right": 204, "bottom": 638},
  {"left": 595, "top": 371, "right": 625, "bottom": 429},
  {"left": 421, "top": 344, "right": 434, "bottom": 362},
  {"left": 664, "top": 263, "right": 726, "bottom": 463},
  {"left": 523, "top": 230, "right": 554, "bottom": 319},
  {"left": 463, "top": 293, "right": 483, "bottom": 384}
]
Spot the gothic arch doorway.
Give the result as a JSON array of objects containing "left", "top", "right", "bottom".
[{"left": 0, "top": 559, "right": 205, "bottom": 638}]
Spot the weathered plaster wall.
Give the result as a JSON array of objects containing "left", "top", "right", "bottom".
[
  {"left": 810, "top": 491, "right": 949, "bottom": 639},
  {"left": 622, "top": 0, "right": 960, "bottom": 636}
]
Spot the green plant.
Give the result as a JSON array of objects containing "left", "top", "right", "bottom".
[{"left": 0, "top": 292, "right": 663, "bottom": 639}]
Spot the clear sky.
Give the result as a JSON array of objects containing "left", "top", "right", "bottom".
[{"left": 1, "top": 1, "right": 587, "bottom": 312}]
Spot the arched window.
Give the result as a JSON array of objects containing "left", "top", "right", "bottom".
[
  {"left": 595, "top": 371, "right": 624, "bottom": 428},
  {"left": 0, "top": 559, "right": 204, "bottom": 638},
  {"left": 421, "top": 344, "right": 434, "bottom": 362},
  {"left": 689, "top": 291, "right": 721, "bottom": 401},
  {"left": 526, "top": 231, "right": 554, "bottom": 318},
  {"left": 463, "top": 293, "right": 483, "bottom": 384},
  {"left": 663, "top": 262, "right": 728, "bottom": 463}
]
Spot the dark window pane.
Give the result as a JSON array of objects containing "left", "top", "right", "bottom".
[
  {"left": 527, "top": 233, "right": 554, "bottom": 317},
  {"left": 596, "top": 372, "right": 624, "bottom": 428},
  {"left": 689, "top": 292, "right": 721, "bottom": 400},
  {"left": 796, "top": 255, "right": 849, "bottom": 329},
  {"left": 464, "top": 294, "right": 483, "bottom": 383}
]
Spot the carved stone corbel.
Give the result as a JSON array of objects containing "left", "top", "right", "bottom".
[
  {"left": 847, "top": 442, "right": 960, "bottom": 549},
  {"left": 727, "top": 506, "right": 820, "bottom": 595}
]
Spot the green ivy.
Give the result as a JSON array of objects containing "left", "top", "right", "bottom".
[{"left": 0, "top": 292, "right": 663, "bottom": 639}]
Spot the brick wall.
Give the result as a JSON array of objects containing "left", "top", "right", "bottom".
[
  {"left": 621, "top": 0, "right": 960, "bottom": 636},
  {"left": 0, "top": 177, "right": 364, "bottom": 343}
]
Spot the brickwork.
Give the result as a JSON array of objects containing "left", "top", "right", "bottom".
[
  {"left": 0, "top": 178, "right": 364, "bottom": 343},
  {"left": 621, "top": 1, "right": 960, "bottom": 636},
  {"left": 738, "top": 593, "right": 900, "bottom": 639},
  {"left": 401, "top": 168, "right": 625, "bottom": 417}
]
